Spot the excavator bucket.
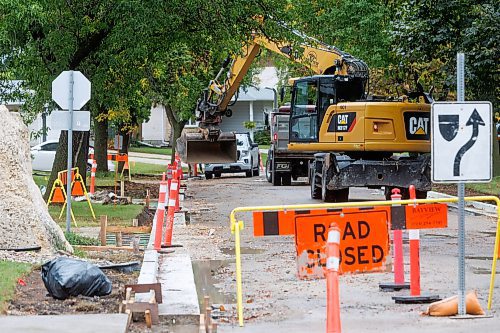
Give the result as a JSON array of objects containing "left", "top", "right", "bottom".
[{"left": 176, "top": 132, "right": 237, "bottom": 164}]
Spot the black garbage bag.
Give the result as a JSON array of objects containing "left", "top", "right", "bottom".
[{"left": 41, "top": 257, "right": 112, "bottom": 300}]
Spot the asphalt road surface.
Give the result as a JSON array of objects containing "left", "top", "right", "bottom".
[{"left": 177, "top": 172, "right": 499, "bottom": 333}]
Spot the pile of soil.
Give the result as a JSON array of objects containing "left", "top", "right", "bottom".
[
  {"left": 97, "top": 181, "right": 160, "bottom": 199},
  {"left": 136, "top": 207, "right": 155, "bottom": 226},
  {"left": 7, "top": 251, "right": 142, "bottom": 316}
]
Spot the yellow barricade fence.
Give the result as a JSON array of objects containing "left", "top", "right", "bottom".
[{"left": 228, "top": 196, "right": 500, "bottom": 327}]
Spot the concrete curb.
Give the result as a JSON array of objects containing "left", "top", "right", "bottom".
[
  {"left": 136, "top": 192, "right": 200, "bottom": 325},
  {"left": 427, "top": 191, "right": 497, "bottom": 217}
]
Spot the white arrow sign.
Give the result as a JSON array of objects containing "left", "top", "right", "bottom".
[
  {"left": 52, "top": 71, "right": 91, "bottom": 110},
  {"left": 432, "top": 101, "right": 492, "bottom": 183}
]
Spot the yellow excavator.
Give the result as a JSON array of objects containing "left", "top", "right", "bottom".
[{"left": 177, "top": 29, "right": 433, "bottom": 201}]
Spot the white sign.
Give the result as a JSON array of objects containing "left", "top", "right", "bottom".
[
  {"left": 432, "top": 102, "right": 492, "bottom": 182},
  {"left": 52, "top": 71, "right": 91, "bottom": 110},
  {"left": 51, "top": 110, "right": 91, "bottom": 131}
]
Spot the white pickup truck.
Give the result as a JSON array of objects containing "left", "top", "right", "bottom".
[{"left": 204, "top": 133, "right": 260, "bottom": 179}]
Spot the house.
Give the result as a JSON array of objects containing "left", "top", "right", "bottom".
[
  {"left": 140, "top": 104, "right": 172, "bottom": 146},
  {"left": 140, "top": 66, "right": 279, "bottom": 144}
]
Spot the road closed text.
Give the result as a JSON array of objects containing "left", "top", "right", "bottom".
[{"left": 294, "top": 209, "right": 390, "bottom": 279}]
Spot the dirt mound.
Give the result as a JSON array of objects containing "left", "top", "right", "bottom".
[{"left": 0, "top": 105, "right": 71, "bottom": 253}]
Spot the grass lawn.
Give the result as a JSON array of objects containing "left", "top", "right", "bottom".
[
  {"left": 129, "top": 146, "right": 172, "bottom": 156},
  {"left": 467, "top": 176, "right": 499, "bottom": 196},
  {"left": 49, "top": 201, "right": 144, "bottom": 227},
  {"left": 259, "top": 144, "right": 270, "bottom": 150},
  {"left": 0, "top": 261, "right": 32, "bottom": 313},
  {"left": 130, "top": 161, "right": 168, "bottom": 175}
]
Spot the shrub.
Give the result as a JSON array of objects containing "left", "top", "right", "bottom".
[{"left": 254, "top": 130, "right": 271, "bottom": 145}]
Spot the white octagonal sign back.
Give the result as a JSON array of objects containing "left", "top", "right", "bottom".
[{"left": 52, "top": 71, "right": 91, "bottom": 110}]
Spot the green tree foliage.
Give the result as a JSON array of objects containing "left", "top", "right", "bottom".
[
  {"left": 390, "top": 0, "right": 499, "bottom": 104},
  {"left": 285, "top": 0, "right": 392, "bottom": 68},
  {"left": 390, "top": 0, "right": 499, "bottom": 174}
]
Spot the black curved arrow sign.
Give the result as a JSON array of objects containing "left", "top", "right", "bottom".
[{"left": 453, "top": 109, "right": 485, "bottom": 176}]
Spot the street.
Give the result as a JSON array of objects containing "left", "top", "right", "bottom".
[{"left": 176, "top": 173, "right": 499, "bottom": 332}]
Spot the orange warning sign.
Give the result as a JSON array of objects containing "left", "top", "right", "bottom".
[
  {"left": 49, "top": 180, "right": 66, "bottom": 203},
  {"left": 71, "top": 177, "right": 85, "bottom": 196},
  {"left": 294, "top": 208, "right": 390, "bottom": 279},
  {"left": 391, "top": 203, "right": 448, "bottom": 230}
]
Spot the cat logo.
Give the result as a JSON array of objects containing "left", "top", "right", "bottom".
[
  {"left": 404, "top": 112, "right": 430, "bottom": 140},
  {"left": 409, "top": 117, "right": 429, "bottom": 135},
  {"left": 338, "top": 114, "right": 349, "bottom": 125}
]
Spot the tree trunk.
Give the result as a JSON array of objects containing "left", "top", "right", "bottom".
[
  {"left": 118, "top": 130, "right": 130, "bottom": 173},
  {"left": 164, "top": 105, "right": 186, "bottom": 164},
  {"left": 94, "top": 114, "right": 108, "bottom": 172},
  {"left": 43, "top": 131, "right": 89, "bottom": 201}
]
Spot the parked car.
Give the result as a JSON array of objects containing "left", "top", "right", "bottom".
[
  {"left": 204, "top": 133, "right": 260, "bottom": 179},
  {"left": 31, "top": 140, "right": 115, "bottom": 172}
]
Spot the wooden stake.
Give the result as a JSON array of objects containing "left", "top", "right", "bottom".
[
  {"left": 116, "top": 232, "right": 123, "bottom": 247},
  {"left": 145, "top": 190, "right": 150, "bottom": 209},
  {"left": 100, "top": 215, "right": 108, "bottom": 246},
  {"left": 132, "top": 237, "right": 140, "bottom": 253},
  {"left": 120, "top": 179, "right": 125, "bottom": 197},
  {"left": 206, "top": 307, "right": 212, "bottom": 333},
  {"left": 145, "top": 309, "right": 152, "bottom": 328}
]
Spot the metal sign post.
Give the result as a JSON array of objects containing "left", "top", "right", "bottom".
[
  {"left": 432, "top": 56, "right": 492, "bottom": 317},
  {"left": 457, "top": 53, "right": 466, "bottom": 316},
  {"left": 65, "top": 71, "right": 74, "bottom": 234},
  {"left": 52, "top": 70, "right": 91, "bottom": 233}
]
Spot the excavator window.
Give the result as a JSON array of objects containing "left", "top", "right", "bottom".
[{"left": 290, "top": 79, "right": 319, "bottom": 142}]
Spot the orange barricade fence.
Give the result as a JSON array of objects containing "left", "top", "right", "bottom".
[
  {"left": 230, "top": 195, "right": 500, "bottom": 327},
  {"left": 108, "top": 153, "right": 131, "bottom": 181},
  {"left": 58, "top": 167, "right": 79, "bottom": 185}
]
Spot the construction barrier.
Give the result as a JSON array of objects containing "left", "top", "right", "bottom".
[
  {"left": 326, "top": 223, "right": 341, "bottom": 333},
  {"left": 392, "top": 186, "right": 441, "bottom": 304},
  {"left": 164, "top": 170, "right": 179, "bottom": 246},
  {"left": 90, "top": 160, "right": 97, "bottom": 195},
  {"left": 175, "top": 153, "right": 183, "bottom": 180},
  {"left": 229, "top": 195, "right": 500, "bottom": 327},
  {"left": 58, "top": 167, "right": 78, "bottom": 185},
  {"left": 379, "top": 189, "right": 410, "bottom": 291},
  {"left": 108, "top": 153, "right": 131, "bottom": 181},
  {"left": 46, "top": 179, "right": 76, "bottom": 225},
  {"left": 154, "top": 180, "right": 168, "bottom": 251},
  {"left": 58, "top": 170, "right": 96, "bottom": 221},
  {"left": 167, "top": 164, "right": 174, "bottom": 191}
]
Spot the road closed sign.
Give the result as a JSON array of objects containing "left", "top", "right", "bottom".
[
  {"left": 432, "top": 102, "right": 492, "bottom": 182},
  {"left": 294, "top": 207, "right": 390, "bottom": 279}
]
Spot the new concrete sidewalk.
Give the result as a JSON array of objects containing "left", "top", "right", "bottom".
[{"left": 137, "top": 195, "right": 200, "bottom": 327}]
